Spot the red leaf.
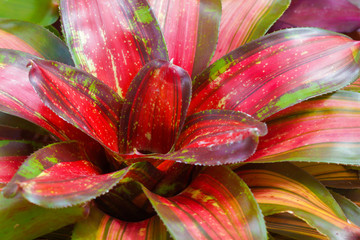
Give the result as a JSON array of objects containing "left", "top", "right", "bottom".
[
  {"left": 144, "top": 166, "right": 267, "bottom": 239},
  {"left": 0, "top": 49, "right": 93, "bottom": 143},
  {"left": 29, "top": 59, "right": 123, "bottom": 153},
  {"left": 3, "top": 141, "right": 98, "bottom": 198},
  {"left": 119, "top": 59, "right": 191, "bottom": 154},
  {"left": 155, "top": 110, "right": 266, "bottom": 165},
  {"left": 149, "top": 0, "right": 221, "bottom": 77},
  {"left": 61, "top": 0, "right": 168, "bottom": 98},
  {"left": 189, "top": 28, "right": 360, "bottom": 120},
  {"left": 270, "top": 0, "right": 360, "bottom": 33},
  {"left": 247, "top": 91, "right": 360, "bottom": 164},
  {"left": 211, "top": 0, "right": 290, "bottom": 63}
]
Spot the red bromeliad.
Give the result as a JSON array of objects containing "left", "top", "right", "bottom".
[{"left": 1, "top": 0, "right": 360, "bottom": 239}]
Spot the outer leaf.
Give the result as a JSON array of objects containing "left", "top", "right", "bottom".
[
  {"left": 145, "top": 166, "right": 267, "bottom": 240},
  {"left": 72, "top": 207, "right": 170, "bottom": 240},
  {"left": 0, "top": 141, "right": 38, "bottom": 191},
  {"left": 3, "top": 141, "right": 163, "bottom": 209},
  {"left": 236, "top": 163, "right": 360, "bottom": 239},
  {"left": 119, "top": 59, "right": 191, "bottom": 154},
  {"left": 0, "top": 49, "right": 93, "bottom": 142},
  {"left": 153, "top": 110, "right": 267, "bottom": 165},
  {"left": 29, "top": 59, "right": 123, "bottom": 153},
  {"left": 0, "top": 0, "right": 58, "bottom": 26},
  {"left": 211, "top": 0, "right": 290, "bottom": 63},
  {"left": 270, "top": 0, "right": 360, "bottom": 33},
  {"left": 247, "top": 91, "right": 360, "bottom": 164},
  {"left": 61, "top": 0, "right": 168, "bottom": 98},
  {"left": 296, "top": 162, "right": 360, "bottom": 189},
  {"left": 149, "top": 0, "right": 221, "bottom": 77},
  {"left": 331, "top": 191, "right": 360, "bottom": 227},
  {"left": 189, "top": 28, "right": 360, "bottom": 120},
  {"left": 3, "top": 141, "right": 99, "bottom": 199},
  {"left": 0, "top": 19, "right": 74, "bottom": 65},
  {"left": 335, "top": 189, "right": 360, "bottom": 208},
  {"left": 266, "top": 213, "right": 327, "bottom": 240},
  {"left": 0, "top": 194, "right": 85, "bottom": 240}
]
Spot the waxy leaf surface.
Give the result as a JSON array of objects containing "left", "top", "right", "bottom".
[
  {"left": 0, "top": 19, "right": 74, "bottom": 65},
  {"left": 73, "top": 207, "right": 170, "bottom": 240},
  {"left": 0, "top": 0, "right": 59, "bottom": 26},
  {"left": 248, "top": 91, "right": 360, "bottom": 164},
  {"left": 211, "top": 0, "right": 290, "bottom": 63},
  {"left": 270, "top": 0, "right": 360, "bottom": 33},
  {"left": 145, "top": 166, "right": 267, "bottom": 240},
  {"left": 0, "top": 50, "right": 89, "bottom": 142},
  {"left": 29, "top": 59, "right": 123, "bottom": 153},
  {"left": 189, "top": 28, "right": 360, "bottom": 120},
  {"left": 119, "top": 59, "right": 191, "bottom": 154},
  {"left": 236, "top": 163, "right": 360, "bottom": 239},
  {"left": 61, "top": 0, "right": 168, "bottom": 98},
  {"left": 156, "top": 110, "right": 267, "bottom": 165},
  {"left": 149, "top": 0, "right": 221, "bottom": 77}
]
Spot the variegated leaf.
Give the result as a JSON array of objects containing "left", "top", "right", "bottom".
[
  {"left": 248, "top": 91, "right": 360, "bottom": 165},
  {"left": 189, "top": 28, "right": 360, "bottom": 120},
  {"left": 152, "top": 110, "right": 267, "bottom": 165},
  {"left": 236, "top": 163, "right": 360, "bottom": 239},
  {"left": 296, "top": 162, "right": 360, "bottom": 189},
  {"left": 119, "top": 59, "right": 191, "bottom": 154},
  {"left": 266, "top": 213, "right": 327, "bottom": 240},
  {"left": 211, "top": 0, "right": 290, "bottom": 63},
  {"left": 149, "top": 0, "right": 221, "bottom": 77},
  {"left": 29, "top": 59, "right": 123, "bottom": 153},
  {"left": 0, "top": 19, "right": 73, "bottom": 65},
  {"left": 145, "top": 166, "right": 267, "bottom": 240},
  {"left": 61, "top": 0, "right": 168, "bottom": 98},
  {"left": 0, "top": 49, "right": 93, "bottom": 143},
  {"left": 72, "top": 207, "right": 170, "bottom": 240}
]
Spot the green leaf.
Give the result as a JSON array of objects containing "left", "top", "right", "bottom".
[
  {"left": 236, "top": 163, "right": 360, "bottom": 239},
  {"left": 0, "top": 194, "right": 85, "bottom": 240},
  {"left": 0, "top": 0, "right": 59, "bottom": 26},
  {"left": 145, "top": 166, "right": 267, "bottom": 240},
  {"left": 72, "top": 207, "right": 170, "bottom": 240},
  {"left": 0, "top": 19, "right": 73, "bottom": 65},
  {"left": 331, "top": 191, "right": 360, "bottom": 227}
]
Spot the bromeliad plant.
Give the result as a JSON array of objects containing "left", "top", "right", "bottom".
[{"left": 1, "top": 0, "right": 360, "bottom": 239}]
